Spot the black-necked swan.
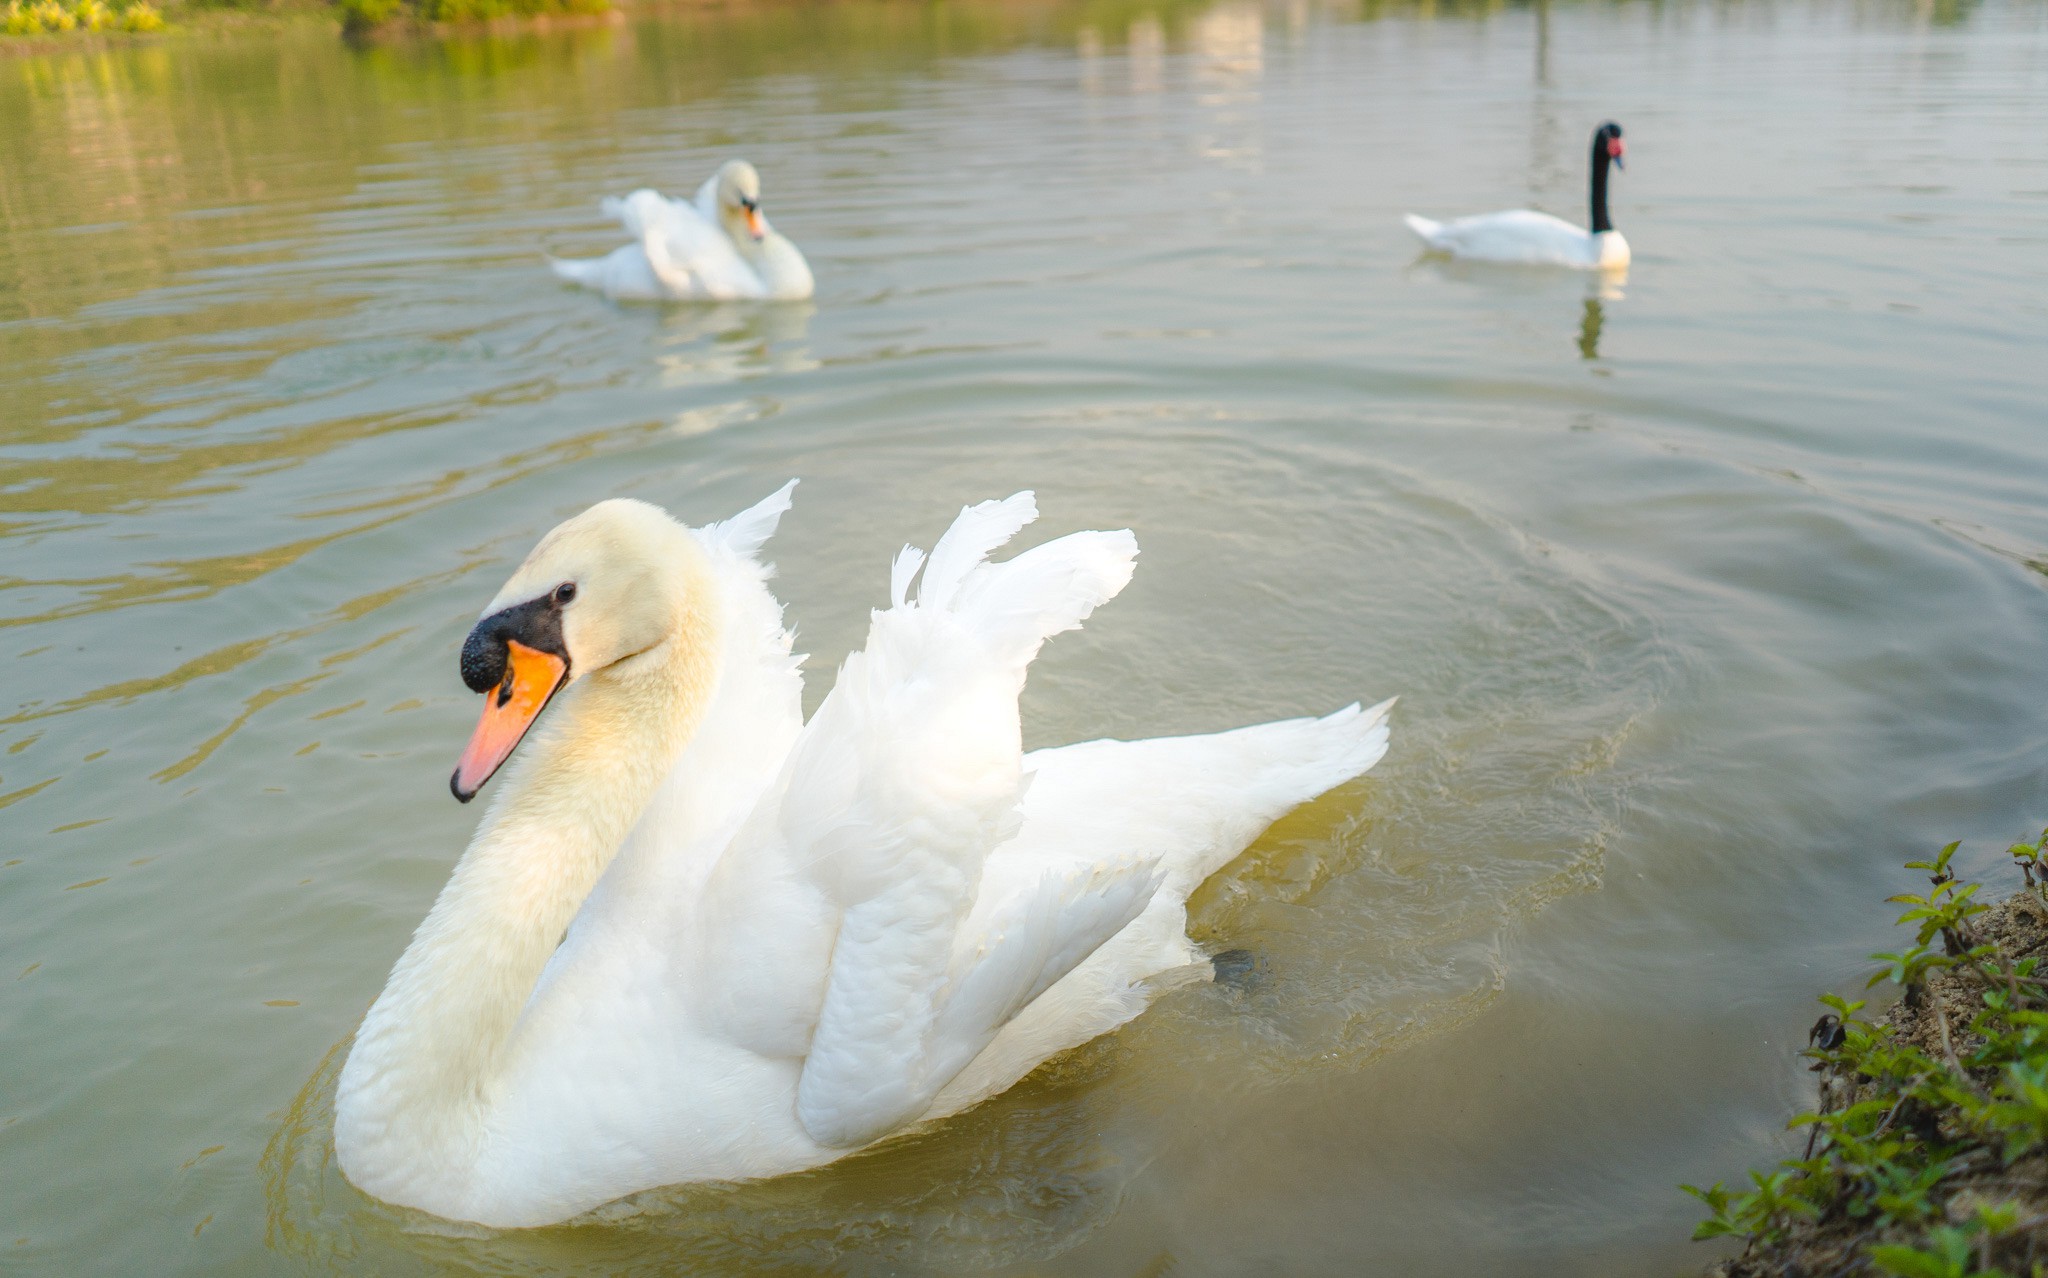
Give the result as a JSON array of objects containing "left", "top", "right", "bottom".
[
  {"left": 549, "top": 159, "right": 814, "bottom": 301},
  {"left": 1404, "top": 121, "right": 1630, "bottom": 269},
  {"left": 332, "top": 485, "right": 1395, "bottom": 1228}
]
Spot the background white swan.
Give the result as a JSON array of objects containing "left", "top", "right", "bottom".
[
  {"left": 333, "top": 485, "right": 1393, "bottom": 1228},
  {"left": 1404, "top": 121, "right": 1630, "bottom": 269},
  {"left": 549, "top": 159, "right": 814, "bottom": 301}
]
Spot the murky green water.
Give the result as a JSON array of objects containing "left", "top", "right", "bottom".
[{"left": 4, "top": 0, "right": 2047, "bottom": 1272}]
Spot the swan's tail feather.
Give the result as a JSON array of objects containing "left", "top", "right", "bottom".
[
  {"left": 1403, "top": 213, "right": 1445, "bottom": 246},
  {"left": 547, "top": 254, "right": 608, "bottom": 287},
  {"left": 1273, "top": 697, "right": 1397, "bottom": 791},
  {"left": 1151, "top": 697, "right": 1396, "bottom": 895},
  {"left": 1235, "top": 698, "right": 1397, "bottom": 818}
]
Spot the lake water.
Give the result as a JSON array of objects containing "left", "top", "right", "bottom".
[{"left": 4, "top": 0, "right": 2047, "bottom": 1272}]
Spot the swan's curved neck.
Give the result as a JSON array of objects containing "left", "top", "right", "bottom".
[
  {"left": 1589, "top": 137, "right": 1615, "bottom": 235},
  {"left": 336, "top": 584, "right": 721, "bottom": 1206}
]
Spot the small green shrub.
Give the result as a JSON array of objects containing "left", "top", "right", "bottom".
[
  {"left": 337, "top": 0, "right": 399, "bottom": 34},
  {"left": 341, "top": 0, "right": 604, "bottom": 31},
  {"left": 1689, "top": 830, "right": 2048, "bottom": 1275},
  {"left": 1867, "top": 1226, "right": 2003, "bottom": 1278}
]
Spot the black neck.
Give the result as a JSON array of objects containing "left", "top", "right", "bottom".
[{"left": 1589, "top": 135, "right": 1614, "bottom": 234}]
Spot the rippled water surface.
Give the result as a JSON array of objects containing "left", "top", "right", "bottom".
[{"left": 5, "top": 0, "right": 2048, "bottom": 1272}]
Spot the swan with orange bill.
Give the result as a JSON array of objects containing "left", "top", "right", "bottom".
[
  {"left": 333, "top": 484, "right": 1394, "bottom": 1228},
  {"left": 548, "top": 159, "right": 814, "bottom": 302}
]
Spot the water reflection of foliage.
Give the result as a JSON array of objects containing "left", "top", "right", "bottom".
[
  {"left": 1577, "top": 296, "right": 1602, "bottom": 360},
  {"left": 0, "top": 0, "right": 1979, "bottom": 307},
  {"left": 338, "top": 0, "right": 607, "bottom": 41}
]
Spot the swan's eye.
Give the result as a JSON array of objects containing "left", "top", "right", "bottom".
[{"left": 554, "top": 582, "right": 577, "bottom": 606}]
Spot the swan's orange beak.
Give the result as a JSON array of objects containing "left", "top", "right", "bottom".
[
  {"left": 1608, "top": 137, "right": 1626, "bottom": 170},
  {"left": 452, "top": 640, "right": 567, "bottom": 803},
  {"left": 745, "top": 207, "right": 766, "bottom": 241}
]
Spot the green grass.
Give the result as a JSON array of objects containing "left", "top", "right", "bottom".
[
  {"left": 1688, "top": 834, "right": 2048, "bottom": 1277},
  {"left": 0, "top": 0, "right": 603, "bottom": 38}
]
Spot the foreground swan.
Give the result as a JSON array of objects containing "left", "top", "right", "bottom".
[
  {"left": 1404, "top": 121, "right": 1630, "bottom": 269},
  {"left": 549, "top": 159, "right": 814, "bottom": 301},
  {"left": 334, "top": 485, "right": 1394, "bottom": 1227}
]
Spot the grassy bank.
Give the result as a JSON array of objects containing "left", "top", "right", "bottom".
[
  {"left": 0, "top": 0, "right": 610, "bottom": 41},
  {"left": 1691, "top": 836, "right": 2048, "bottom": 1277}
]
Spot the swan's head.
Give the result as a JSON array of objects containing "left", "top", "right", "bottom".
[
  {"left": 451, "top": 499, "right": 700, "bottom": 802},
  {"left": 713, "top": 160, "right": 767, "bottom": 243},
  {"left": 1595, "top": 121, "right": 1625, "bottom": 172}
]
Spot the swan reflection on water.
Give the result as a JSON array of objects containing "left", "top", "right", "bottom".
[
  {"left": 1404, "top": 253, "right": 1627, "bottom": 362},
  {"left": 651, "top": 300, "right": 818, "bottom": 388}
]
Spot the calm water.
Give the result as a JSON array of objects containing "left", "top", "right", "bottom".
[{"left": 4, "top": 0, "right": 2048, "bottom": 1272}]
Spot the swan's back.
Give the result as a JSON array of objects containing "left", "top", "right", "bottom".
[{"left": 1405, "top": 207, "right": 1598, "bottom": 266}]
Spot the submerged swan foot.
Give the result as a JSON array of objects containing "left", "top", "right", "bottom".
[{"left": 1209, "top": 948, "right": 1266, "bottom": 991}]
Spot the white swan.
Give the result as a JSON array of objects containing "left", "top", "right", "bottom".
[
  {"left": 1405, "top": 121, "right": 1630, "bottom": 269},
  {"left": 549, "top": 160, "right": 814, "bottom": 302},
  {"left": 333, "top": 485, "right": 1394, "bottom": 1228}
]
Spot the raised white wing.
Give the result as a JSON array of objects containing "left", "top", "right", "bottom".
[
  {"left": 766, "top": 494, "right": 1148, "bottom": 1148},
  {"left": 545, "top": 188, "right": 768, "bottom": 301}
]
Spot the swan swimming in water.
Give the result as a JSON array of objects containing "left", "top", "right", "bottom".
[
  {"left": 1404, "top": 122, "right": 1630, "bottom": 270},
  {"left": 333, "top": 485, "right": 1394, "bottom": 1228},
  {"left": 549, "top": 159, "right": 815, "bottom": 301}
]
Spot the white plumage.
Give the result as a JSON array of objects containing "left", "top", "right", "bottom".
[
  {"left": 1403, "top": 209, "right": 1628, "bottom": 269},
  {"left": 549, "top": 159, "right": 814, "bottom": 302},
  {"left": 333, "top": 486, "right": 1394, "bottom": 1228}
]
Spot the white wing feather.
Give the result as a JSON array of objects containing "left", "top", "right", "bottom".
[
  {"left": 702, "top": 479, "right": 798, "bottom": 562},
  {"left": 784, "top": 496, "right": 1143, "bottom": 1148},
  {"left": 550, "top": 187, "right": 768, "bottom": 300}
]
